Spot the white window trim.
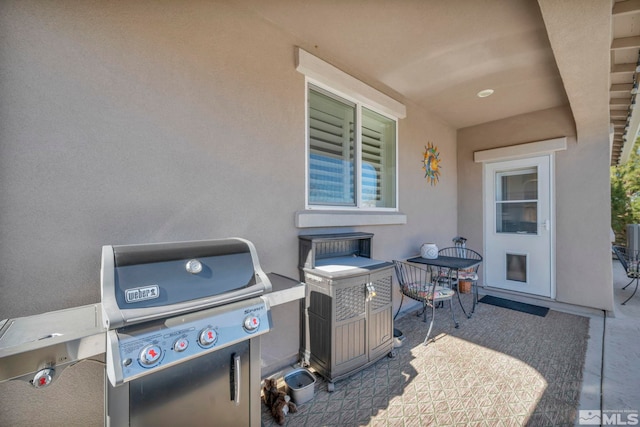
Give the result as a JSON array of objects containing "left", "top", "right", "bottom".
[
  {"left": 296, "top": 48, "right": 406, "bottom": 119},
  {"left": 295, "top": 48, "right": 407, "bottom": 227},
  {"left": 473, "top": 137, "right": 567, "bottom": 163},
  {"left": 295, "top": 210, "right": 407, "bottom": 228}
]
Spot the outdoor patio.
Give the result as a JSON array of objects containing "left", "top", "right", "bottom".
[{"left": 261, "top": 259, "right": 640, "bottom": 427}]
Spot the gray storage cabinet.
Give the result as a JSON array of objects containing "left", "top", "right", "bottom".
[{"left": 298, "top": 233, "right": 394, "bottom": 390}]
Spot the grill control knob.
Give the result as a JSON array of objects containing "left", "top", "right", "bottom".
[
  {"left": 185, "top": 259, "right": 203, "bottom": 274},
  {"left": 32, "top": 368, "right": 54, "bottom": 388},
  {"left": 243, "top": 315, "right": 260, "bottom": 333},
  {"left": 199, "top": 327, "right": 217, "bottom": 347},
  {"left": 139, "top": 345, "right": 162, "bottom": 366},
  {"left": 174, "top": 337, "right": 189, "bottom": 352}
]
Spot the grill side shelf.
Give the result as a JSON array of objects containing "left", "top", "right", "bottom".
[{"left": 0, "top": 304, "right": 106, "bottom": 384}]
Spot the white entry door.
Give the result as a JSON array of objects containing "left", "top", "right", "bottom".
[{"left": 483, "top": 155, "right": 554, "bottom": 297}]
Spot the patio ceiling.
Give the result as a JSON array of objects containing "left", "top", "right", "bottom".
[{"left": 233, "top": 0, "right": 616, "bottom": 160}]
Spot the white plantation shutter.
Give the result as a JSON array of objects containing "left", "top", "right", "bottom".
[
  {"left": 361, "top": 119, "right": 384, "bottom": 205},
  {"left": 308, "top": 88, "right": 356, "bottom": 205},
  {"left": 361, "top": 108, "right": 396, "bottom": 208}
]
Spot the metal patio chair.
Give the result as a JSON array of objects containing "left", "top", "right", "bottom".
[
  {"left": 612, "top": 245, "right": 640, "bottom": 305},
  {"left": 436, "top": 247, "right": 483, "bottom": 317},
  {"left": 393, "top": 260, "right": 458, "bottom": 345}
]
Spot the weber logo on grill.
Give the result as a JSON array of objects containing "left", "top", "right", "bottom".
[{"left": 125, "top": 285, "right": 160, "bottom": 303}]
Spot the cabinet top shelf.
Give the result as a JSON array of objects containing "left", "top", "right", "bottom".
[{"left": 298, "top": 232, "right": 375, "bottom": 270}]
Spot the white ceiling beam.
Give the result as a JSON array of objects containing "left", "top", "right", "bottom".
[
  {"left": 612, "top": 36, "right": 640, "bottom": 50},
  {"left": 611, "top": 90, "right": 633, "bottom": 98},
  {"left": 611, "top": 83, "right": 633, "bottom": 92},
  {"left": 611, "top": 91, "right": 631, "bottom": 98},
  {"left": 610, "top": 97, "right": 631, "bottom": 106},
  {"left": 612, "top": 63, "right": 637, "bottom": 74},
  {"left": 613, "top": 0, "right": 640, "bottom": 16},
  {"left": 621, "top": 111, "right": 640, "bottom": 164}
]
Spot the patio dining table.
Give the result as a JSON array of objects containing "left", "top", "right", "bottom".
[{"left": 407, "top": 255, "right": 482, "bottom": 318}]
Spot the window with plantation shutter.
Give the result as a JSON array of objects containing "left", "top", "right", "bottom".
[
  {"left": 361, "top": 107, "right": 396, "bottom": 208},
  {"left": 308, "top": 88, "right": 356, "bottom": 205},
  {"left": 307, "top": 85, "right": 397, "bottom": 210}
]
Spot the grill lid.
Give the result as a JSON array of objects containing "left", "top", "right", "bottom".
[{"left": 101, "top": 238, "right": 272, "bottom": 329}]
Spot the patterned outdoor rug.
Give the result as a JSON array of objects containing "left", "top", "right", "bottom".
[{"left": 261, "top": 294, "right": 589, "bottom": 426}]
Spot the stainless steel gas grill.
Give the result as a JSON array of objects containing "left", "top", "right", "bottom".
[
  {"left": 101, "top": 238, "right": 274, "bottom": 427},
  {"left": 0, "top": 237, "right": 304, "bottom": 426}
]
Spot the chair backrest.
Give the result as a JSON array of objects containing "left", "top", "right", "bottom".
[
  {"left": 438, "top": 247, "right": 483, "bottom": 272},
  {"left": 613, "top": 245, "right": 629, "bottom": 273},
  {"left": 393, "top": 260, "right": 433, "bottom": 290},
  {"left": 394, "top": 260, "right": 441, "bottom": 303}
]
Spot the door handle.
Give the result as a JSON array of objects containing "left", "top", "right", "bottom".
[
  {"left": 231, "top": 353, "right": 241, "bottom": 406},
  {"left": 540, "top": 219, "right": 550, "bottom": 231}
]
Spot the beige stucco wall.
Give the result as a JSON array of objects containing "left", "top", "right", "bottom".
[
  {"left": 457, "top": 105, "right": 614, "bottom": 312},
  {"left": 0, "top": 1, "right": 457, "bottom": 424}
]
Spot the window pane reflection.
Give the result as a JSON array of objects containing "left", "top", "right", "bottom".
[
  {"left": 499, "top": 170, "right": 537, "bottom": 201},
  {"left": 496, "top": 202, "right": 537, "bottom": 234}
]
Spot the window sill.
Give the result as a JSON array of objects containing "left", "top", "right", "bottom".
[{"left": 295, "top": 210, "right": 407, "bottom": 228}]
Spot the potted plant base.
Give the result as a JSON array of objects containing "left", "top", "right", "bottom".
[{"left": 458, "top": 280, "right": 471, "bottom": 294}]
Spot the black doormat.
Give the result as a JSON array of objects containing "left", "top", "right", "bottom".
[{"left": 479, "top": 295, "right": 549, "bottom": 317}]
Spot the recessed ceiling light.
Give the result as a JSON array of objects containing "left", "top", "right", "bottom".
[{"left": 477, "top": 89, "right": 494, "bottom": 98}]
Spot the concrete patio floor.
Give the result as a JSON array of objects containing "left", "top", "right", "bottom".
[
  {"left": 578, "top": 259, "right": 640, "bottom": 425},
  {"left": 261, "top": 259, "right": 640, "bottom": 426}
]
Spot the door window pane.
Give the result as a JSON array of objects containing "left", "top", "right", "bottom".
[
  {"left": 496, "top": 168, "right": 538, "bottom": 234},
  {"left": 500, "top": 170, "right": 537, "bottom": 200},
  {"left": 497, "top": 202, "right": 538, "bottom": 233}
]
